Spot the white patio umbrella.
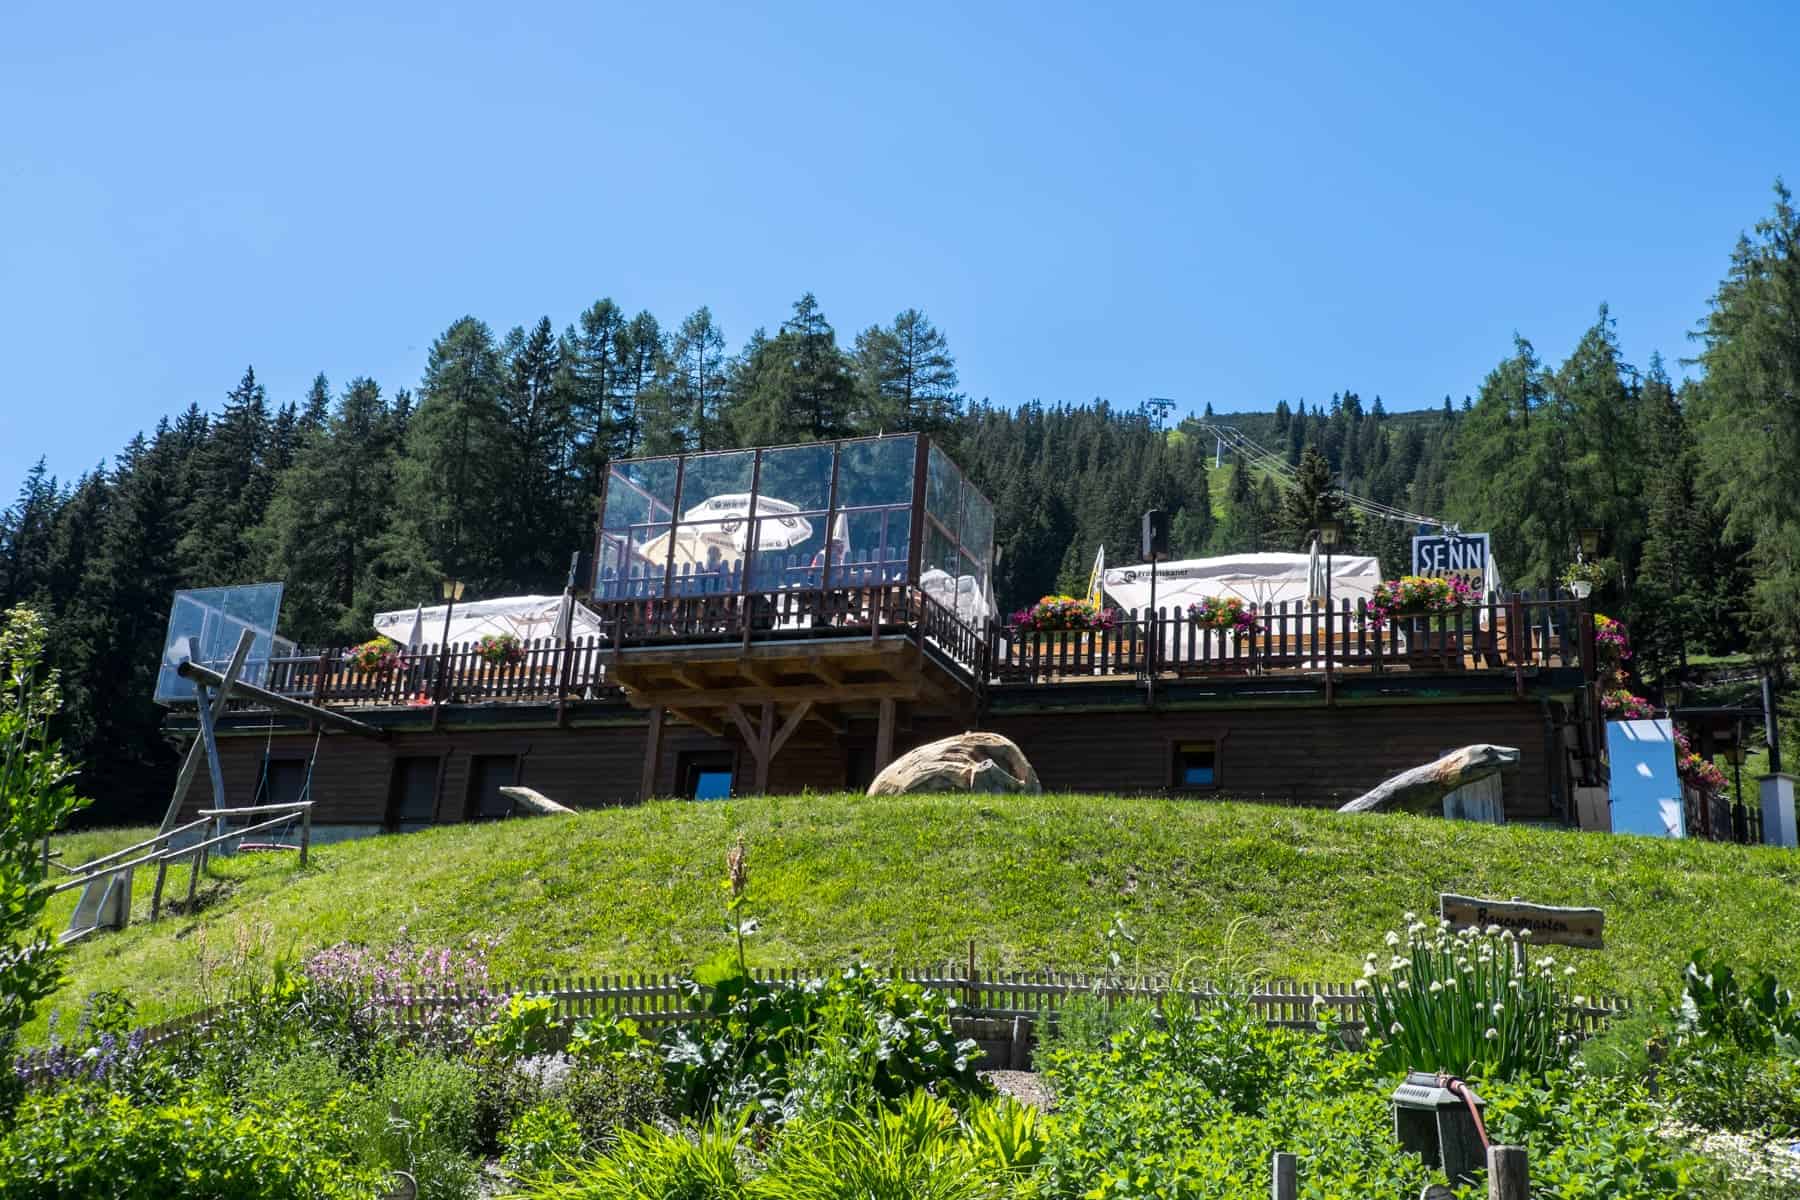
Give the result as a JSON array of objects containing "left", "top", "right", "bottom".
[
  {"left": 1306, "top": 537, "right": 1326, "bottom": 604},
  {"left": 636, "top": 494, "right": 815, "bottom": 568}
]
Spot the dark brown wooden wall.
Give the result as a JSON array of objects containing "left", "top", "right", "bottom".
[{"left": 195, "top": 699, "right": 1562, "bottom": 827}]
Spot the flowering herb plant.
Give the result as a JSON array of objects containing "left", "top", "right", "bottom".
[
  {"left": 345, "top": 636, "right": 399, "bottom": 674},
  {"left": 1009, "top": 594, "right": 1116, "bottom": 633},
  {"left": 1358, "top": 913, "right": 1579, "bottom": 1082},
  {"left": 1186, "top": 595, "right": 1261, "bottom": 635},
  {"left": 1675, "top": 728, "right": 1728, "bottom": 800},
  {"left": 475, "top": 633, "right": 525, "bottom": 667},
  {"left": 1365, "top": 575, "right": 1477, "bottom": 629}
]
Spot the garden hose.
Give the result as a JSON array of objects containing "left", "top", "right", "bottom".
[{"left": 1439, "top": 1073, "right": 1491, "bottom": 1151}]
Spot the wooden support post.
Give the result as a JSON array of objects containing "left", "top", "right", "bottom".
[
  {"left": 1487, "top": 1146, "right": 1528, "bottom": 1200},
  {"left": 639, "top": 707, "right": 664, "bottom": 802},
  {"left": 1271, "top": 1152, "right": 1297, "bottom": 1200},
  {"left": 185, "top": 850, "right": 201, "bottom": 910},
  {"left": 754, "top": 701, "right": 775, "bottom": 794},
  {"left": 150, "top": 859, "right": 168, "bottom": 922},
  {"left": 160, "top": 630, "right": 254, "bottom": 833},
  {"left": 191, "top": 673, "right": 228, "bottom": 843},
  {"left": 876, "top": 697, "right": 896, "bottom": 773},
  {"left": 299, "top": 805, "right": 311, "bottom": 868}
]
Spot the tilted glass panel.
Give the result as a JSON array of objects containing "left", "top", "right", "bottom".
[
  {"left": 602, "top": 458, "right": 678, "bottom": 530},
  {"left": 958, "top": 481, "right": 995, "bottom": 618},
  {"left": 835, "top": 435, "right": 916, "bottom": 509},
  {"left": 154, "top": 582, "right": 287, "bottom": 704},
  {"left": 675, "top": 449, "right": 755, "bottom": 515},
  {"left": 755, "top": 443, "right": 833, "bottom": 513},
  {"left": 925, "top": 443, "right": 961, "bottom": 537},
  {"left": 920, "top": 522, "right": 961, "bottom": 613}
]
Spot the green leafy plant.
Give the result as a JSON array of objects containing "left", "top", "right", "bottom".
[
  {"left": 477, "top": 993, "right": 566, "bottom": 1059},
  {"left": 1676, "top": 953, "right": 1800, "bottom": 1053},
  {"left": 568, "top": 1014, "right": 647, "bottom": 1063},
  {"left": 0, "top": 1084, "right": 387, "bottom": 1199},
  {"left": 1358, "top": 913, "right": 1578, "bottom": 1080},
  {"left": 0, "top": 607, "right": 89, "bottom": 1118},
  {"left": 755, "top": 1092, "right": 1005, "bottom": 1200},
  {"left": 346, "top": 1049, "right": 480, "bottom": 1200},
  {"left": 559, "top": 1052, "right": 672, "bottom": 1152},
  {"left": 502, "top": 1099, "right": 584, "bottom": 1183},
  {"left": 510, "top": 1118, "right": 746, "bottom": 1200}
]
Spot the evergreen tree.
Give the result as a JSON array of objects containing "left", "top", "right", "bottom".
[
  {"left": 1279, "top": 445, "right": 1353, "bottom": 549},
  {"left": 641, "top": 307, "right": 728, "bottom": 454},
  {"left": 177, "top": 366, "right": 271, "bottom": 586},
  {"left": 0, "top": 461, "right": 58, "bottom": 608},
  {"left": 854, "top": 309, "right": 962, "bottom": 433},
  {"left": 1690, "top": 181, "right": 1800, "bottom": 653},
  {"left": 299, "top": 373, "right": 332, "bottom": 437}
]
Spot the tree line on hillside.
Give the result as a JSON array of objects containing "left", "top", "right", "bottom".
[{"left": 3, "top": 183, "right": 1797, "bottom": 822}]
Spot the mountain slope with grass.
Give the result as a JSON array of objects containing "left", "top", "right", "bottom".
[{"left": 37, "top": 793, "right": 1800, "bottom": 1036}]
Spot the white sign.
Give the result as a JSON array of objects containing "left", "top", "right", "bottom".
[{"left": 1413, "top": 532, "right": 1491, "bottom": 587}]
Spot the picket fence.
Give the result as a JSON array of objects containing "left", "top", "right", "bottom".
[{"left": 15, "top": 965, "right": 1629, "bottom": 1083}]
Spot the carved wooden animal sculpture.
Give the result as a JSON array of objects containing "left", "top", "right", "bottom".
[{"left": 1336, "top": 745, "right": 1521, "bottom": 815}]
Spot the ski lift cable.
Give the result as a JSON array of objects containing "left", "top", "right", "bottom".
[{"left": 1196, "top": 422, "right": 1452, "bottom": 531}]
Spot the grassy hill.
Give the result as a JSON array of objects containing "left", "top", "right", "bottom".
[{"left": 35, "top": 794, "right": 1800, "bottom": 1038}]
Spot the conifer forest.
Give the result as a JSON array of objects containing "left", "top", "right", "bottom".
[{"left": 5, "top": 184, "right": 1799, "bottom": 822}]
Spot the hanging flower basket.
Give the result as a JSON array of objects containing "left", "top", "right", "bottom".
[
  {"left": 346, "top": 637, "right": 400, "bottom": 674},
  {"left": 476, "top": 633, "right": 525, "bottom": 667},
  {"left": 1601, "top": 689, "right": 1656, "bottom": 720},
  {"left": 1009, "top": 595, "right": 1116, "bottom": 634},
  {"left": 1593, "top": 614, "right": 1630, "bottom": 681},
  {"left": 1560, "top": 558, "right": 1614, "bottom": 600},
  {"left": 1366, "top": 576, "right": 1477, "bottom": 629},
  {"left": 1186, "top": 595, "right": 1262, "bottom": 635}
]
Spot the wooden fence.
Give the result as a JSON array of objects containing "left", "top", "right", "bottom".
[{"left": 15, "top": 966, "right": 1628, "bottom": 1082}]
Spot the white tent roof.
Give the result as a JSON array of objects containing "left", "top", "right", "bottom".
[
  {"left": 373, "top": 594, "right": 608, "bottom": 648},
  {"left": 1102, "top": 552, "right": 1382, "bottom": 612}
]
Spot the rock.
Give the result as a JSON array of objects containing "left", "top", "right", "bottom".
[
  {"left": 498, "top": 786, "right": 575, "bottom": 816},
  {"left": 1336, "top": 745, "right": 1520, "bottom": 815},
  {"left": 867, "top": 731, "right": 1043, "bottom": 797}
]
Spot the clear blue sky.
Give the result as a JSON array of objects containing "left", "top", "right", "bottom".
[{"left": 4, "top": 2, "right": 1796, "bottom": 495}]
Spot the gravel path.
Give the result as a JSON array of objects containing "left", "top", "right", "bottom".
[{"left": 983, "top": 1069, "right": 1053, "bottom": 1111}]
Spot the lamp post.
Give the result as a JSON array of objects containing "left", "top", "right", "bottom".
[
  {"left": 1725, "top": 726, "right": 1747, "bottom": 843},
  {"left": 1318, "top": 515, "right": 1343, "bottom": 686},
  {"left": 436, "top": 579, "right": 465, "bottom": 704},
  {"left": 1577, "top": 528, "right": 1600, "bottom": 562}
]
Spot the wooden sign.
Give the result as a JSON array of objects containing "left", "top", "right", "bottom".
[{"left": 1438, "top": 893, "right": 1604, "bottom": 950}]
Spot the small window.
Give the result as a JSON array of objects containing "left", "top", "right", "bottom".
[
  {"left": 263, "top": 759, "right": 309, "bottom": 808},
  {"left": 679, "top": 752, "right": 735, "bottom": 800},
  {"left": 387, "top": 756, "right": 441, "bottom": 831},
  {"left": 468, "top": 755, "right": 519, "bottom": 821},
  {"left": 1174, "top": 741, "right": 1217, "bottom": 789}
]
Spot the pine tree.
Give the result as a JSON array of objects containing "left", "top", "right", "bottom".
[
  {"left": 177, "top": 366, "right": 271, "bottom": 586},
  {"left": 299, "top": 373, "right": 332, "bottom": 437},
  {"left": 1690, "top": 181, "right": 1800, "bottom": 652},
  {"left": 853, "top": 309, "right": 962, "bottom": 434},
  {"left": 1279, "top": 445, "right": 1353, "bottom": 549},
  {"left": 641, "top": 307, "right": 728, "bottom": 454},
  {"left": 562, "top": 298, "right": 630, "bottom": 496},
  {"left": 0, "top": 460, "right": 59, "bottom": 608}
]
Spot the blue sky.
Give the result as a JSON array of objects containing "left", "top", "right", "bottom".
[{"left": 3, "top": 2, "right": 1796, "bottom": 494}]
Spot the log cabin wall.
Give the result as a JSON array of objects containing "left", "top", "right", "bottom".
[{"left": 190, "top": 697, "right": 1568, "bottom": 829}]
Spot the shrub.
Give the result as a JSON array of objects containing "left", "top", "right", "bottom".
[
  {"left": 1358, "top": 915, "right": 1577, "bottom": 1081},
  {"left": 663, "top": 963, "right": 987, "bottom": 1124},
  {"left": 347, "top": 1049, "right": 480, "bottom": 1200},
  {"left": 473, "top": 1049, "right": 547, "bottom": 1156},
  {"left": 503, "top": 1099, "right": 584, "bottom": 1182},
  {"left": 758, "top": 1092, "right": 1016, "bottom": 1200},
  {"left": 560, "top": 1053, "right": 671, "bottom": 1150},
  {"left": 0, "top": 1084, "right": 385, "bottom": 1199},
  {"left": 477, "top": 993, "right": 566, "bottom": 1058}
]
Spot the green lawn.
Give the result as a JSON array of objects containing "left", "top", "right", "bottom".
[{"left": 34, "top": 794, "right": 1800, "bottom": 1039}]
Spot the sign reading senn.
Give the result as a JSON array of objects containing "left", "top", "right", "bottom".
[
  {"left": 1412, "top": 532, "right": 1490, "bottom": 586},
  {"left": 1438, "top": 893, "right": 1604, "bottom": 950}
]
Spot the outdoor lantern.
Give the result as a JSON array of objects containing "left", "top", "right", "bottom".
[
  {"left": 1578, "top": 528, "right": 1601, "bottom": 559},
  {"left": 1666, "top": 680, "right": 1685, "bottom": 711},
  {"left": 441, "top": 579, "right": 465, "bottom": 602},
  {"left": 1392, "top": 1073, "right": 1487, "bottom": 1186},
  {"left": 1318, "top": 515, "right": 1343, "bottom": 550}
]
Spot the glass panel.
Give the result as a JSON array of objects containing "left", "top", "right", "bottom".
[
  {"left": 751, "top": 513, "right": 825, "bottom": 591},
  {"left": 833, "top": 509, "right": 910, "bottom": 585},
  {"left": 602, "top": 458, "right": 678, "bottom": 529},
  {"left": 694, "top": 771, "right": 734, "bottom": 801},
  {"left": 755, "top": 443, "right": 833, "bottom": 512},
  {"left": 836, "top": 435, "right": 916, "bottom": 509},
  {"left": 920, "top": 523, "right": 961, "bottom": 611},
  {"left": 155, "top": 582, "right": 287, "bottom": 703},
  {"left": 675, "top": 449, "right": 754, "bottom": 515},
  {"left": 925, "top": 442, "right": 962, "bottom": 535},
  {"left": 596, "top": 524, "right": 671, "bottom": 598},
  {"left": 960, "top": 482, "right": 993, "bottom": 578}
]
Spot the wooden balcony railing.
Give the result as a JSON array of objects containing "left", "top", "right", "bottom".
[
  {"left": 235, "top": 590, "right": 1590, "bottom": 713},
  {"left": 991, "top": 591, "right": 1589, "bottom": 683}
]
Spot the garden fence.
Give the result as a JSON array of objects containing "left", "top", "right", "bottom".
[{"left": 15, "top": 964, "right": 1629, "bottom": 1084}]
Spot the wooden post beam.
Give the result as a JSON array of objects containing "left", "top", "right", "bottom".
[
  {"left": 876, "top": 697, "right": 896, "bottom": 773},
  {"left": 176, "top": 660, "right": 388, "bottom": 740},
  {"left": 639, "top": 706, "right": 664, "bottom": 802},
  {"left": 755, "top": 701, "right": 775, "bottom": 794},
  {"left": 768, "top": 701, "right": 813, "bottom": 761},
  {"left": 160, "top": 629, "right": 255, "bottom": 833}
]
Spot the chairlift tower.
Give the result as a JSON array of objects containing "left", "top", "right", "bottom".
[{"left": 1145, "top": 397, "right": 1177, "bottom": 432}]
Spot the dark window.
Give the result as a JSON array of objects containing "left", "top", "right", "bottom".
[
  {"left": 679, "top": 752, "right": 735, "bottom": 800},
  {"left": 387, "top": 756, "right": 441, "bottom": 831},
  {"left": 468, "top": 755, "right": 519, "bottom": 821},
  {"left": 1173, "top": 741, "right": 1217, "bottom": 789},
  {"left": 263, "top": 759, "right": 308, "bottom": 808},
  {"left": 845, "top": 745, "right": 875, "bottom": 793}
]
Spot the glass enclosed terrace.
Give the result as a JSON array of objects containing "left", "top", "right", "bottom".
[{"left": 592, "top": 434, "right": 994, "bottom": 626}]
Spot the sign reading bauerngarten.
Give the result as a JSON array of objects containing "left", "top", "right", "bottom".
[
  {"left": 1412, "top": 532, "right": 1491, "bottom": 587},
  {"left": 1438, "top": 893, "right": 1604, "bottom": 950}
]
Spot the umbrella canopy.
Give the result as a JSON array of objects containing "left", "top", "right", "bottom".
[
  {"left": 1102, "top": 552, "right": 1382, "bottom": 612},
  {"left": 374, "top": 595, "right": 610, "bottom": 646},
  {"left": 636, "top": 494, "right": 814, "bottom": 567}
]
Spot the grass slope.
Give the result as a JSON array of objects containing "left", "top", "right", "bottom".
[{"left": 37, "top": 794, "right": 1800, "bottom": 1036}]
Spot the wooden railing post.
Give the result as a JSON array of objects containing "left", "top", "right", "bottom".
[
  {"left": 1487, "top": 1146, "right": 1528, "bottom": 1200},
  {"left": 1271, "top": 1151, "right": 1297, "bottom": 1200},
  {"left": 299, "top": 805, "right": 311, "bottom": 869}
]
